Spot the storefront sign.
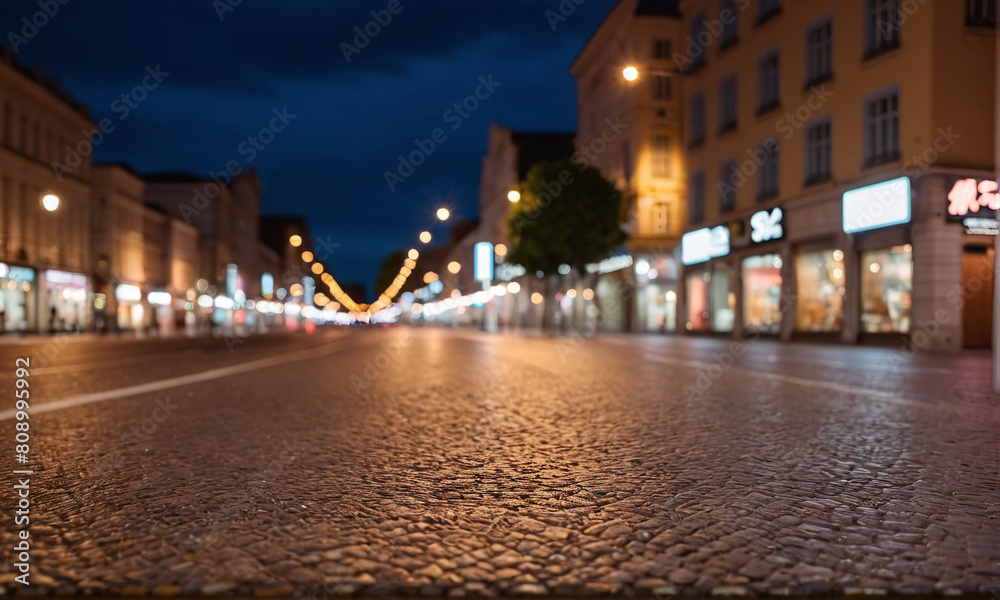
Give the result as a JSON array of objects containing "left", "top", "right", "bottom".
[
  {"left": 843, "top": 177, "right": 911, "bottom": 234},
  {"left": 963, "top": 217, "right": 999, "bottom": 236},
  {"left": 226, "top": 264, "right": 238, "bottom": 298},
  {"left": 147, "top": 291, "right": 173, "bottom": 306},
  {"left": 496, "top": 263, "right": 526, "bottom": 281},
  {"left": 586, "top": 254, "right": 633, "bottom": 274},
  {"left": 947, "top": 178, "right": 999, "bottom": 219},
  {"left": 474, "top": 242, "right": 494, "bottom": 282},
  {"left": 682, "top": 226, "right": 731, "bottom": 266},
  {"left": 750, "top": 208, "right": 783, "bottom": 243},
  {"left": 116, "top": 284, "right": 142, "bottom": 302},
  {"left": 44, "top": 269, "right": 87, "bottom": 287},
  {"left": 0, "top": 264, "right": 35, "bottom": 282}
]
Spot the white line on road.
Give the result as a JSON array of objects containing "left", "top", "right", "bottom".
[
  {"left": 0, "top": 339, "right": 345, "bottom": 421},
  {"left": 644, "top": 354, "right": 907, "bottom": 402}
]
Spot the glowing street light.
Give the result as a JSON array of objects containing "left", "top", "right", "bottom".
[
  {"left": 419, "top": 231, "right": 432, "bottom": 244},
  {"left": 408, "top": 249, "right": 419, "bottom": 260},
  {"left": 508, "top": 190, "right": 521, "bottom": 203},
  {"left": 289, "top": 235, "right": 302, "bottom": 247},
  {"left": 437, "top": 208, "right": 451, "bottom": 221},
  {"left": 495, "top": 243, "right": 507, "bottom": 257},
  {"left": 42, "top": 194, "right": 60, "bottom": 212},
  {"left": 301, "top": 251, "right": 314, "bottom": 262},
  {"left": 311, "top": 263, "right": 324, "bottom": 275},
  {"left": 622, "top": 66, "right": 639, "bottom": 81},
  {"left": 423, "top": 271, "right": 439, "bottom": 284},
  {"left": 447, "top": 261, "right": 461, "bottom": 274}
]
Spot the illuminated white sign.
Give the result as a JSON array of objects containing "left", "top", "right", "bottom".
[
  {"left": 586, "top": 254, "right": 633, "bottom": 274},
  {"left": 750, "top": 208, "right": 783, "bottom": 243},
  {"left": 226, "top": 264, "right": 238, "bottom": 298},
  {"left": 116, "top": 284, "right": 142, "bottom": 302},
  {"left": 964, "top": 217, "right": 999, "bottom": 236},
  {"left": 496, "top": 263, "right": 526, "bottom": 281},
  {"left": 261, "top": 273, "right": 274, "bottom": 297},
  {"left": 948, "top": 178, "right": 1000, "bottom": 217},
  {"left": 147, "top": 291, "right": 172, "bottom": 306},
  {"left": 474, "top": 242, "right": 494, "bottom": 282},
  {"left": 45, "top": 269, "right": 88, "bottom": 287},
  {"left": 682, "top": 226, "right": 730, "bottom": 265},
  {"left": 843, "top": 177, "right": 911, "bottom": 234}
]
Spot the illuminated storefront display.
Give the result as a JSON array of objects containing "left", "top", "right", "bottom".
[
  {"left": 742, "top": 254, "right": 783, "bottom": 334},
  {"left": 635, "top": 256, "right": 678, "bottom": 333},
  {"left": 860, "top": 245, "right": 913, "bottom": 334},
  {"left": 685, "top": 264, "right": 733, "bottom": 333},
  {"left": 795, "top": 250, "right": 845, "bottom": 333},
  {"left": 43, "top": 269, "right": 89, "bottom": 332},
  {"left": 0, "top": 264, "right": 35, "bottom": 333}
]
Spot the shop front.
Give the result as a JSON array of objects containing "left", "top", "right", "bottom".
[
  {"left": 115, "top": 284, "right": 145, "bottom": 330},
  {"left": 41, "top": 269, "right": 90, "bottom": 333},
  {"left": 0, "top": 264, "right": 36, "bottom": 334},
  {"left": 634, "top": 254, "right": 678, "bottom": 333},
  {"left": 681, "top": 225, "right": 735, "bottom": 334}
]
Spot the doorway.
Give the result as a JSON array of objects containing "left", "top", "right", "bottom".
[{"left": 962, "top": 246, "right": 994, "bottom": 348}]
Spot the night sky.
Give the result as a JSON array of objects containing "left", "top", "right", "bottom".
[{"left": 2, "top": 0, "right": 616, "bottom": 292}]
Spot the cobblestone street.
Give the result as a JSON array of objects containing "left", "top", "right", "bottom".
[{"left": 1, "top": 328, "right": 999, "bottom": 597}]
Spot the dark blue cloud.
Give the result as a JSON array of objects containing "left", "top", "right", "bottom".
[{"left": 2, "top": 0, "right": 615, "bottom": 292}]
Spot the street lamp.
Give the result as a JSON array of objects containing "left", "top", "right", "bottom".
[
  {"left": 419, "top": 231, "right": 432, "bottom": 244},
  {"left": 437, "top": 208, "right": 451, "bottom": 221},
  {"left": 622, "top": 66, "right": 639, "bottom": 82},
  {"left": 448, "top": 261, "right": 461, "bottom": 274},
  {"left": 508, "top": 190, "right": 521, "bottom": 203},
  {"left": 42, "top": 194, "right": 60, "bottom": 212},
  {"left": 289, "top": 235, "right": 302, "bottom": 247}
]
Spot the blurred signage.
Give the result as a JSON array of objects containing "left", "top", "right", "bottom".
[
  {"left": 261, "top": 273, "right": 274, "bottom": 297},
  {"left": 147, "top": 291, "right": 172, "bottom": 306},
  {"left": 116, "top": 284, "right": 142, "bottom": 302},
  {"left": 0, "top": 264, "right": 35, "bottom": 282},
  {"left": 586, "top": 254, "right": 633, "bottom": 274},
  {"left": 963, "top": 217, "right": 999, "bottom": 236},
  {"left": 946, "top": 178, "right": 999, "bottom": 220},
  {"left": 496, "top": 263, "right": 526, "bottom": 281},
  {"left": 226, "top": 264, "right": 238, "bottom": 298},
  {"left": 750, "top": 207, "right": 783, "bottom": 243},
  {"left": 302, "top": 276, "right": 315, "bottom": 306},
  {"left": 682, "top": 226, "right": 730, "bottom": 265},
  {"left": 474, "top": 242, "right": 494, "bottom": 282},
  {"left": 843, "top": 177, "right": 911, "bottom": 234},
  {"left": 44, "top": 269, "right": 87, "bottom": 287}
]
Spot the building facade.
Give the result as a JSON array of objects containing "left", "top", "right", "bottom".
[
  {"left": 572, "top": 0, "right": 686, "bottom": 334},
  {"left": 0, "top": 48, "right": 95, "bottom": 333},
  {"left": 676, "top": 0, "right": 995, "bottom": 351}
]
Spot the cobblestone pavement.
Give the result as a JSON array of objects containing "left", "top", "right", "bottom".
[{"left": 1, "top": 327, "right": 999, "bottom": 597}]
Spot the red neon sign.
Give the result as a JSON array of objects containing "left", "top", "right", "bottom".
[{"left": 948, "top": 178, "right": 1000, "bottom": 216}]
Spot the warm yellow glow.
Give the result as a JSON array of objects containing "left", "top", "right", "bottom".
[
  {"left": 289, "top": 283, "right": 304, "bottom": 297},
  {"left": 42, "top": 194, "right": 60, "bottom": 212},
  {"left": 447, "top": 261, "right": 461, "bottom": 274},
  {"left": 423, "top": 272, "right": 439, "bottom": 283},
  {"left": 321, "top": 273, "right": 334, "bottom": 284},
  {"left": 419, "top": 231, "right": 432, "bottom": 244},
  {"left": 403, "top": 258, "right": 417, "bottom": 269},
  {"left": 531, "top": 292, "right": 544, "bottom": 305},
  {"left": 401, "top": 266, "right": 412, "bottom": 277},
  {"left": 508, "top": 282, "right": 521, "bottom": 294},
  {"left": 301, "top": 251, "right": 314, "bottom": 263},
  {"left": 289, "top": 235, "right": 302, "bottom": 247},
  {"left": 408, "top": 249, "right": 419, "bottom": 260},
  {"left": 495, "top": 243, "right": 507, "bottom": 257},
  {"left": 567, "top": 289, "right": 577, "bottom": 299},
  {"left": 623, "top": 66, "right": 639, "bottom": 81},
  {"left": 508, "top": 190, "right": 521, "bottom": 203},
  {"left": 311, "top": 263, "right": 324, "bottom": 275},
  {"left": 437, "top": 208, "right": 451, "bottom": 221},
  {"left": 583, "top": 288, "right": 595, "bottom": 301}
]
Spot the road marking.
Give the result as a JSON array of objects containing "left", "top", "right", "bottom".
[
  {"left": 0, "top": 339, "right": 344, "bottom": 421},
  {"left": 644, "top": 354, "right": 906, "bottom": 401}
]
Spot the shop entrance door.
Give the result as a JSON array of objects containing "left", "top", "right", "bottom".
[{"left": 962, "top": 246, "right": 994, "bottom": 348}]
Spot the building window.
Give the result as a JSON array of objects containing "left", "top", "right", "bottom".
[
  {"left": 795, "top": 249, "right": 846, "bottom": 333},
  {"left": 742, "top": 254, "right": 783, "bottom": 335},
  {"left": 757, "top": 0, "right": 781, "bottom": 24},
  {"left": 865, "top": 0, "right": 900, "bottom": 59},
  {"left": 720, "top": 0, "right": 739, "bottom": 50},
  {"left": 690, "top": 12, "right": 708, "bottom": 70},
  {"left": 861, "top": 245, "right": 912, "bottom": 334},
  {"left": 653, "top": 38, "right": 672, "bottom": 59},
  {"left": 719, "top": 75, "right": 738, "bottom": 133},
  {"left": 967, "top": 0, "right": 996, "bottom": 27},
  {"left": 757, "top": 139, "right": 779, "bottom": 200},
  {"left": 864, "top": 87, "right": 899, "bottom": 168},
  {"left": 653, "top": 203, "right": 670, "bottom": 235},
  {"left": 757, "top": 50, "right": 780, "bottom": 113},
  {"left": 805, "top": 18, "right": 833, "bottom": 87},
  {"left": 652, "top": 135, "right": 672, "bottom": 178},
  {"left": 690, "top": 94, "right": 705, "bottom": 146},
  {"left": 718, "top": 159, "right": 737, "bottom": 213},
  {"left": 805, "top": 119, "right": 831, "bottom": 185},
  {"left": 653, "top": 74, "right": 673, "bottom": 101},
  {"left": 689, "top": 171, "right": 705, "bottom": 224}
]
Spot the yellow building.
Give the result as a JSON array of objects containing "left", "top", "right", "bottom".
[
  {"left": 675, "top": 0, "right": 995, "bottom": 350},
  {"left": 572, "top": 0, "right": 686, "bottom": 333}
]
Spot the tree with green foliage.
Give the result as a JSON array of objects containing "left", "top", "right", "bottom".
[{"left": 507, "top": 160, "right": 627, "bottom": 332}]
